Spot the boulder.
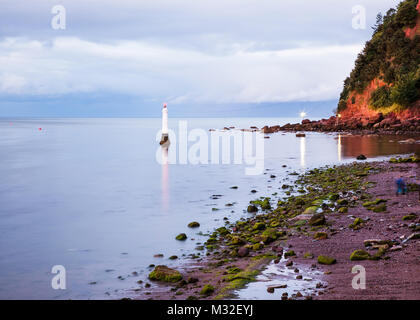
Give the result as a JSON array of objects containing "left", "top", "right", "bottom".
[
  {"left": 188, "top": 221, "right": 200, "bottom": 228},
  {"left": 200, "top": 284, "right": 215, "bottom": 296},
  {"left": 238, "top": 246, "right": 250, "bottom": 257},
  {"left": 175, "top": 233, "right": 187, "bottom": 241},
  {"left": 350, "top": 250, "right": 370, "bottom": 261},
  {"left": 247, "top": 205, "right": 258, "bottom": 213},
  {"left": 317, "top": 255, "right": 336, "bottom": 265},
  {"left": 308, "top": 213, "right": 326, "bottom": 226},
  {"left": 148, "top": 265, "right": 183, "bottom": 282}
]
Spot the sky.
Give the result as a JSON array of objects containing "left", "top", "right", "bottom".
[{"left": 0, "top": 0, "right": 402, "bottom": 117}]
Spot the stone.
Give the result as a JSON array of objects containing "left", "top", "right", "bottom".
[
  {"left": 272, "top": 246, "right": 284, "bottom": 254},
  {"left": 148, "top": 265, "right": 183, "bottom": 282},
  {"left": 238, "top": 246, "right": 250, "bottom": 257},
  {"left": 247, "top": 205, "right": 258, "bottom": 213},
  {"left": 317, "top": 255, "right": 336, "bottom": 265},
  {"left": 304, "top": 206, "right": 319, "bottom": 215},
  {"left": 402, "top": 214, "right": 417, "bottom": 221},
  {"left": 350, "top": 250, "right": 370, "bottom": 261},
  {"left": 176, "top": 233, "right": 188, "bottom": 241},
  {"left": 337, "top": 199, "right": 349, "bottom": 206},
  {"left": 338, "top": 207, "right": 348, "bottom": 213},
  {"left": 405, "top": 233, "right": 420, "bottom": 242},
  {"left": 200, "top": 284, "right": 215, "bottom": 296},
  {"left": 389, "top": 245, "right": 402, "bottom": 252},
  {"left": 309, "top": 213, "right": 326, "bottom": 226},
  {"left": 187, "top": 277, "right": 199, "bottom": 284},
  {"left": 314, "top": 232, "right": 328, "bottom": 240},
  {"left": 349, "top": 217, "right": 364, "bottom": 230},
  {"left": 188, "top": 222, "right": 200, "bottom": 228},
  {"left": 329, "top": 193, "right": 340, "bottom": 201},
  {"left": 252, "top": 222, "right": 266, "bottom": 230},
  {"left": 284, "top": 250, "right": 296, "bottom": 257}
]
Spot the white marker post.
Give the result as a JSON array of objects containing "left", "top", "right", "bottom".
[{"left": 160, "top": 103, "right": 170, "bottom": 146}]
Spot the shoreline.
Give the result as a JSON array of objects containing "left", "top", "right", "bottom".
[
  {"left": 260, "top": 113, "right": 420, "bottom": 135},
  {"left": 135, "top": 155, "right": 420, "bottom": 300}
]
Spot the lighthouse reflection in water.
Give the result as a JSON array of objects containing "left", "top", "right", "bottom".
[{"left": 161, "top": 146, "right": 169, "bottom": 213}]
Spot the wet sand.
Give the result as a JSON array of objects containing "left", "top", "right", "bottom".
[{"left": 135, "top": 160, "right": 420, "bottom": 300}]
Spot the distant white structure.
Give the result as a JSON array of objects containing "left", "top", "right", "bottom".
[{"left": 160, "top": 103, "right": 170, "bottom": 146}]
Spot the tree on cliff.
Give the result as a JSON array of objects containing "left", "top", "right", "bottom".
[{"left": 338, "top": 0, "right": 420, "bottom": 113}]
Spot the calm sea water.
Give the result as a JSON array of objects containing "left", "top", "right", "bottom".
[{"left": 0, "top": 118, "right": 418, "bottom": 299}]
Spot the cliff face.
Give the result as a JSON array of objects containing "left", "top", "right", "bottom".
[{"left": 338, "top": 0, "right": 420, "bottom": 122}]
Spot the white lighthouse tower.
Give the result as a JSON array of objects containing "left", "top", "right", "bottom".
[{"left": 160, "top": 103, "right": 170, "bottom": 146}]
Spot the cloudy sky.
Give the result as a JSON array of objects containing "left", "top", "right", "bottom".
[{"left": 0, "top": 0, "right": 401, "bottom": 117}]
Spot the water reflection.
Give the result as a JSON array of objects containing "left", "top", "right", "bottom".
[
  {"left": 161, "top": 146, "right": 169, "bottom": 212},
  {"left": 300, "top": 137, "right": 306, "bottom": 168},
  {"left": 337, "top": 134, "right": 342, "bottom": 161},
  {"left": 339, "top": 134, "right": 420, "bottom": 158}
]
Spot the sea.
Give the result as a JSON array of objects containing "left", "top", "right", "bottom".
[{"left": 0, "top": 117, "right": 418, "bottom": 299}]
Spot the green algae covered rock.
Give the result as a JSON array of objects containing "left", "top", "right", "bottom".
[
  {"left": 312, "top": 199, "right": 324, "bottom": 206},
  {"left": 317, "top": 255, "right": 336, "bottom": 265},
  {"left": 308, "top": 213, "right": 326, "bottom": 226},
  {"left": 247, "top": 205, "right": 258, "bottom": 213},
  {"left": 261, "top": 228, "right": 279, "bottom": 244},
  {"left": 363, "top": 199, "right": 387, "bottom": 207},
  {"left": 304, "top": 206, "right": 318, "bottom": 215},
  {"left": 369, "top": 248, "right": 387, "bottom": 261},
  {"left": 389, "top": 156, "right": 420, "bottom": 163},
  {"left": 314, "top": 232, "right": 328, "bottom": 240},
  {"left": 176, "top": 233, "right": 187, "bottom": 241},
  {"left": 303, "top": 252, "right": 314, "bottom": 259},
  {"left": 363, "top": 199, "right": 387, "bottom": 212},
  {"left": 329, "top": 194, "right": 340, "bottom": 201},
  {"left": 188, "top": 221, "right": 200, "bottom": 228},
  {"left": 200, "top": 284, "right": 215, "bottom": 296},
  {"left": 372, "top": 204, "right": 387, "bottom": 212},
  {"left": 250, "top": 198, "right": 271, "bottom": 211},
  {"left": 402, "top": 214, "right": 417, "bottom": 221},
  {"left": 230, "top": 236, "right": 245, "bottom": 246},
  {"left": 284, "top": 250, "right": 296, "bottom": 257},
  {"left": 252, "top": 222, "right": 266, "bottom": 231},
  {"left": 350, "top": 250, "right": 370, "bottom": 261},
  {"left": 216, "top": 226, "right": 230, "bottom": 236},
  {"left": 337, "top": 199, "right": 349, "bottom": 206},
  {"left": 349, "top": 217, "right": 364, "bottom": 230},
  {"left": 338, "top": 207, "right": 348, "bottom": 213},
  {"left": 148, "top": 265, "right": 183, "bottom": 282}
]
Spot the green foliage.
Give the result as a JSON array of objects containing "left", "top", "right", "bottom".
[
  {"left": 338, "top": 0, "right": 420, "bottom": 110},
  {"left": 390, "top": 71, "right": 420, "bottom": 106},
  {"left": 370, "top": 86, "right": 393, "bottom": 109},
  {"left": 396, "top": 0, "right": 419, "bottom": 28}
]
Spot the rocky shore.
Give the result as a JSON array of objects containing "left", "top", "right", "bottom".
[
  {"left": 261, "top": 113, "right": 420, "bottom": 135},
  {"left": 136, "top": 156, "right": 420, "bottom": 300}
]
